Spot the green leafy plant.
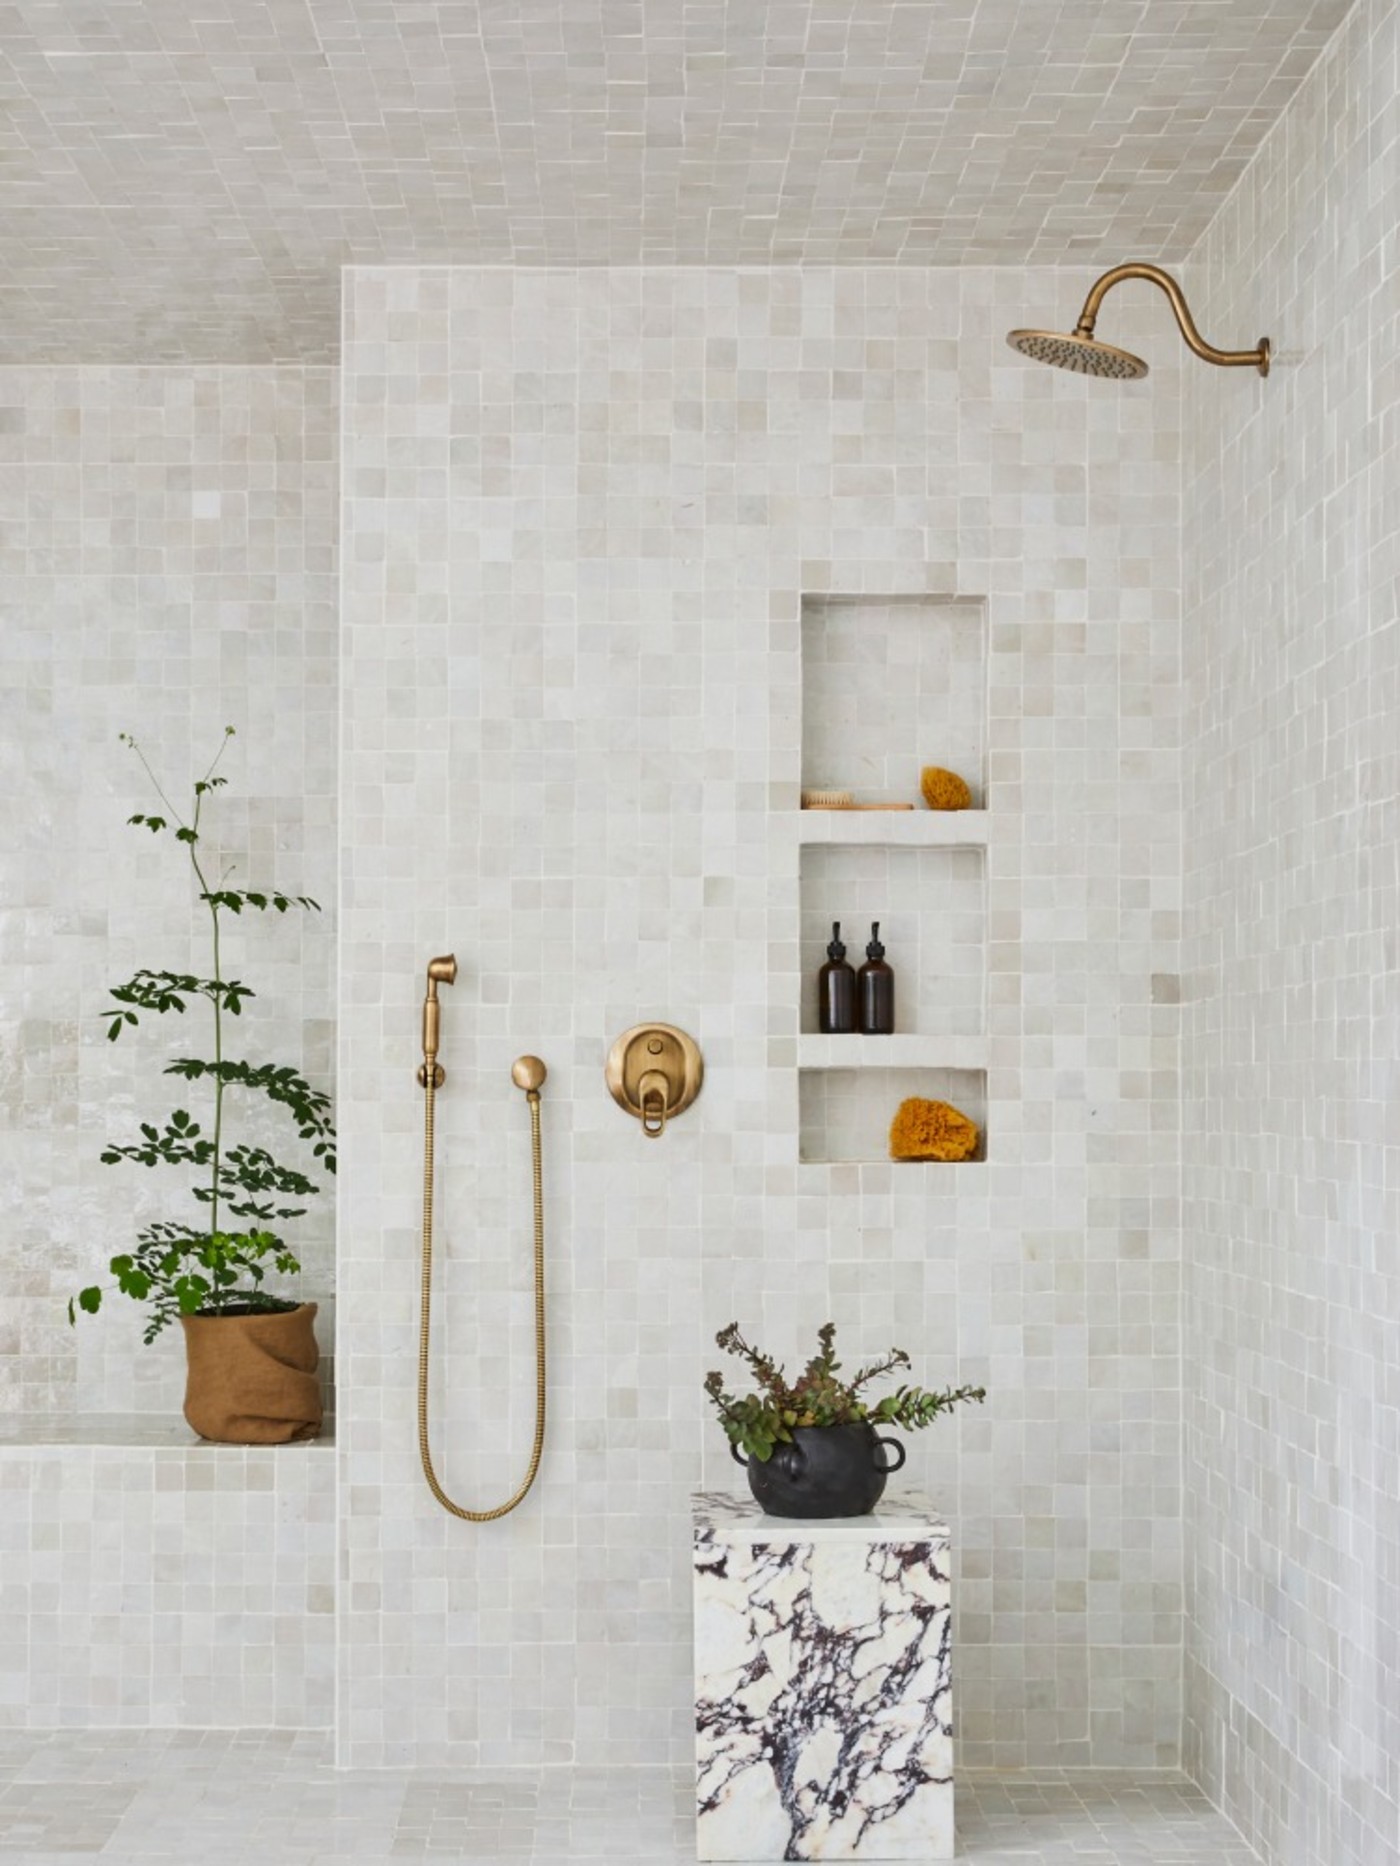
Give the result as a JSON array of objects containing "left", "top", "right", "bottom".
[
  {"left": 704, "top": 1321, "right": 985, "bottom": 1463},
  {"left": 69, "top": 729, "right": 335, "bottom": 1343}
]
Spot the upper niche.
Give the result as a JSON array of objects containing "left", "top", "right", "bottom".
[{"left": 800, "top": 596, "right": 986, "bottom": 808}]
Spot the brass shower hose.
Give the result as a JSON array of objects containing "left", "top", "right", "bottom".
[{"left": 417, "top": 1060, "right": 547, "bottom": 1520}]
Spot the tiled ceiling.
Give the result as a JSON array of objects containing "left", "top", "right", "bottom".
[{"left": 3, "top": 0, "right": 1353, "bottom": 364}]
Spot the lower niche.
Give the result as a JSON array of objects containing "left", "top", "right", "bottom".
[{"left": 798, "top": 1066, "right": 988, "bottom": 1165}]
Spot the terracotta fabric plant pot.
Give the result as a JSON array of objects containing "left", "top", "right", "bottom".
[{"left": 181, "top": 1303, "right": 322, "bottom": 1444}]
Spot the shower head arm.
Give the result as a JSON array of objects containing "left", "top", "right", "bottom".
[{"left": 1074, "top": 263, "right": 1270, "bottom": 375}]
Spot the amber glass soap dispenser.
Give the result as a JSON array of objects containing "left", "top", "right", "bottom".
[
  {"left": 858, "top": 922, "right": 894, "bottom": 1034},
  {"left": 818, "top": 921, "right": 857, "bottom": 1033}
]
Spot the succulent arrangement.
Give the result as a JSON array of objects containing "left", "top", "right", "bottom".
[
  {"left": 69, "top": 729, "right": 335, "bottom": 1343},
  {"left": 704, "top": 1321, "right": 985, "bottom": 1463}
]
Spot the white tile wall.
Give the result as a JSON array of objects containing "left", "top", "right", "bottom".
[
  {"left": 338, "top": 264, "right": 1184, "bottom": 1772},
  {"left": 0, "top": 364, "right": 340, "bottom": 1736},
  {"left": 0, "top": 12, "right": 1381, "bottom": 1830},
  {"left": 0, "top": 366, "right": 339, "bottom": 1420},
  {"left": 1181, "top": 0, "right": 1400, "bottom": 1858}
]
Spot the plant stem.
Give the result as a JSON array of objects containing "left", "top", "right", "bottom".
[
  {"left": 156, "top": 733, "right": 235, "bottom": 1316},
  {"left": 846, "top": 1347, "right": 910, "bottom": 1397},
  {"left": 188, "top": 840, "right": 224, "bottom": 1309}
]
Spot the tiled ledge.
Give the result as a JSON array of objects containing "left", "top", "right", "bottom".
[
  {"left": 0, "top": 1413, "right": 335, "bottom": 1449},
  {"left": 2, "top": 1422, "right": 335, "bottom": 1730},
  {"left": 791, "top": 808, "right": 989, "bottom": 846},
  {"left": 796, "top": 1033, "right": 988, "bottom": 1070}
]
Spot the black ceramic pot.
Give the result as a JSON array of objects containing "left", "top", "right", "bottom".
[{"left": 732, "top": 1421, "right": 906, "bottom": 1519}]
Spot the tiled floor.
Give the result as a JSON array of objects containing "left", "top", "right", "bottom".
[{"left": 0, "top": 1732, "right": 1260, "bottom": 1863}]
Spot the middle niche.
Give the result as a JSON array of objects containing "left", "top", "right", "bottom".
[{"left": 798, "top": 843, "right": 985, "bottom": 1039}]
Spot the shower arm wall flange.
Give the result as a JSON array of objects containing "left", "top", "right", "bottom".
[{"left": 1074, "top": 263, "right": 1270, "bottom": 376}]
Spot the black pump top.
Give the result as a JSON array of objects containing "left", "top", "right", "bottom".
[
  {"left": 865, "top": 921, "right": 886, "bottom": 961},
  {"left": 826, "top": 921, "right": 848, "bottom": 962}
]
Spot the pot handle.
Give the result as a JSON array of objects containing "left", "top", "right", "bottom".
[
  {"left": 731, "top": 1438, "right": 807, "bottom": 1476},
  {"left": 874, "top": 1435, "right": 906, "bottom": 1474},
  {"left": 772, "top": 1438, "right": 804, "bottom": 1480}
]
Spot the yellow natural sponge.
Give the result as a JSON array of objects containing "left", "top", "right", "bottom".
[
  {"left": 919, "top": 766, "right": 972, "bottom": 811},
  {"left": 890, "top": 1098, "right": 980, "bottom": 1163}
]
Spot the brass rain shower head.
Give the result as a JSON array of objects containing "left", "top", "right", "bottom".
[
  {"left": 1007, "top": 263, "right": 1270, "bottom": 381},
  {"left": 1008, "top": 329, "right": 1149, "bottom": 379}
]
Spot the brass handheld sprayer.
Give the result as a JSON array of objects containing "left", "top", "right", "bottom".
[
  {"left": 418, "top": 953, "right": 456, "bottom": 1086},
  {"left": 416, "top": 955, "right": 548, "bottom": 1521}
]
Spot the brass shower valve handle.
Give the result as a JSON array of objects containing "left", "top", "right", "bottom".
[
  {"left": 638, "top": 1069, "right": 670, "bottom": 1138},
  {"left": 606, "top": 1023, "right": 703, "bottom": 1139}
]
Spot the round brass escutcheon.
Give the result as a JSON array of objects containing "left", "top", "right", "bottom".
[
  {"left": 605, "top": 1023, "right": 703, "bottom": 1138},
  {"left": 512, "top": 1055, "right": 548, "bottom": 1094}
]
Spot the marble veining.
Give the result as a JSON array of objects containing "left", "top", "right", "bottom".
[{"left": 694, "top": 1492, "right": 953, "bottom": 1860}]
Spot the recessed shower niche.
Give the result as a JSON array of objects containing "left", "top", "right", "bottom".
[
  {"left": 801, "top": 594, "right": 987, "bottom": 804},
  {"left": 793, "top": 592, "right": 990, "bottom": 1166},
  {"left": 799, "top": 1066, "right": 988, "bottom": 1166},
  {"left": 799, "top": 844, "right": 985, "bottom": 1038}
]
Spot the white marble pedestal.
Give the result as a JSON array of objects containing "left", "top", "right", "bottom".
[{"left": 692, "top": 1490, "right": 952, "bottom": 1861}]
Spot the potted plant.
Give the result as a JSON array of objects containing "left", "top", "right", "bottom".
[
  {"left": 69, "top": 729, "right": 335, "bottom": 1444},
  {"left": 704, "top": 1321, "right": 985, "bottom": 1518}
]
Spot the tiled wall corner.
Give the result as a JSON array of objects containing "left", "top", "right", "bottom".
[{"left": 1182, "top": 0, "right": 1400, "bottom": 1859}]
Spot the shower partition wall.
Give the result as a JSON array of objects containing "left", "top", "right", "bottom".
[{"left": 335, "top": 263, "right": 1184, "bottom": 1772}]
